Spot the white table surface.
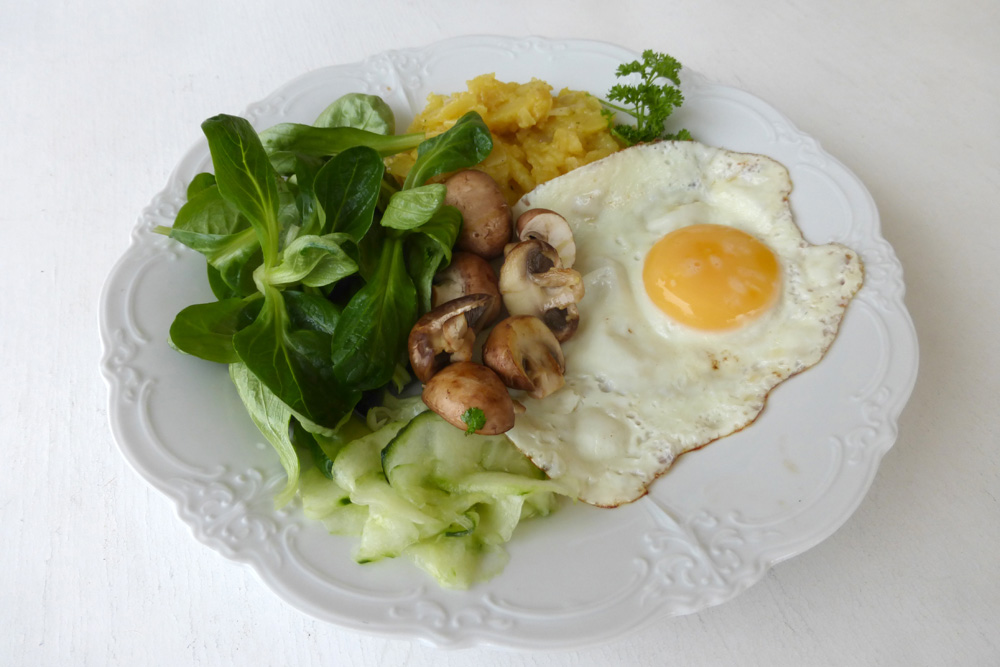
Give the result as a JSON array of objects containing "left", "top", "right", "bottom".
[{"left": 3, "top": 0, "right": 997, "bottom": 664}]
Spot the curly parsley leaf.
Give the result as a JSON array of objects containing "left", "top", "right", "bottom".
[
  {"left": 461, "top": 407, "right": 486, "bottom": 435},
  {"left": 602, "top": 49, "right": 691, "bottom": 146}
]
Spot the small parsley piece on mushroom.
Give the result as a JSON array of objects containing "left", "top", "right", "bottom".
[
  {"left": 460, "top": 407, "right": 487, "bottom": 435},
  {"left": 421, "top": 362, "right": 515, "bottom": 435}
]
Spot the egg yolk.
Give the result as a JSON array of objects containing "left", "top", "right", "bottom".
[{"left": 643, "top": 223, "right": 781, "bottom": 330}]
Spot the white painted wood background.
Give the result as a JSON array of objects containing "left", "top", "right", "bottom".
[{"left": 3, "top": 0, "right": 998, "bottom": 664}]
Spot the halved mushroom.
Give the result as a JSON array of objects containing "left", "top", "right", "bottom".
[
  {"left": 407, "top": 294, "right": 493, "bottom": 383},
  {"left": 516, "top": 208, "right": 576, "bottom": 268},
  {"left": 499, "top": 239, "right": 585, "bottom": 342},
  {"left": 444, "top": 170, "right": 512, "bottom": 259},
  {"left": 483, "top": 316, "right": 566, "bottom": 399},
  {"left": 422, "top": 361, "right": 516, "bottom": 435},
  {"left": 431, "top": 251, "right": 501, "bottom": 329}
]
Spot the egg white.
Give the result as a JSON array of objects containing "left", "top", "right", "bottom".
[{"left": 508, "top": 141, "right": 864, "bottom": 507}]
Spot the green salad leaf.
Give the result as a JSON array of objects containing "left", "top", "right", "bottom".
[
  {"left": 379, "top": 184, "right": 447, "bottom": 231},
  {"left": 313, "top": 145, "right": 384, "bottom": 241},
  {"left": 168, "top": 298, "right": 250, "bottom": 364},
  {"left": 258, "top": 233, "right": 357, "bottom": 289},
  {"left": 202, "top": 115, "right": 284, "bottom": 267},
  {"left": 259, "top": 124, "right": 424, "bottom": 161},
  {"left": 402, "top": 111, "right": 493, "bottom": 189},
  {"left": 314, "top": 93, "right": 396, "bottom": 135},
  {"left": 329, "top": 238, "right": 417, "bottom": 391},
  {"left": 405, "top": 204, "right": 462, "bottom": 313},
  {"left": 234, "top": 285, "right": 359, "bottom": 432},
  {"left": 229, "top": 362, "right": 300, "bottom": 508}
]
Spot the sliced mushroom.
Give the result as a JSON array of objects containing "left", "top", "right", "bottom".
[
  {"left": 431, "top": 251, "right": 501, "bottom": 329},
  {"left": 444, "top": 170, "right": 512, "bottom": 259},
  {"left": 516, "top": 208, "right": 576, "bottom": 268},
  {"left": 422, "top": 361, "right": 515, "bottom": 435},
  {"left": 407, "top": 294, "right": 493, "bottom": 383},
  {"left": 499, "top": 239, "right": 585, "bottom": 342},
  {"left": 483, "top": 316, "right": 566, "bottom": 399}
]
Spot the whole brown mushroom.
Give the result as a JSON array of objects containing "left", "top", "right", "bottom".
[
  {"left": 444, "top": 170, "right": 512, "bottom": 259},
  {"left": 431, "top": 251, "right": 501, "bottom": 330},
  {"left": 515, "top": 208, "right": 576, "bottom": 268},
  {"left": 483, "top": 316, "right": 566, "bottom": 399},
  {"left": 407, "top": 294, "right": 493, "bottom": 383},
  {"left": 421, "top": 361, "right": 516, "bottom": 435},
  {"left": 499, "top": 239, "right": 585, "bottom": 342}
]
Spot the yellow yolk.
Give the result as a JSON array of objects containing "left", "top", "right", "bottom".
[{"left": 643, "top": 224, "right": 781, "bottom": 330}]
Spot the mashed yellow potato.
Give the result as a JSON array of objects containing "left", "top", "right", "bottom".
[{"left": 387, "top": 74, "right": 622, "bottom": 205}]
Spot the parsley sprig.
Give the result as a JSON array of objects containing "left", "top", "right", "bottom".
[{"left": 601, "top": 49, "right": 692, "bottom": 146}]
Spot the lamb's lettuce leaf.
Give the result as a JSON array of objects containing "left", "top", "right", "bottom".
[
  {"left": 234, "top": 285, "right": 359, "bottom": 433},
  {"left": 315, "top": 93, "right": 395, "bottom": 135},
  {"left": 403, "top": 111, "right": 492, "bottom": 188},
  {"left": 314, "top": 145, "right": 384, "bottom": 241},
  {"left": 330, "top": 238, "right": 417, "bottom": 392},
  {"left": 229, "top": 362, "right": 300, "bottom": 508}
]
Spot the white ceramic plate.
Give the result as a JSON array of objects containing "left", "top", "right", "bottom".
[{"left": 99, "top": 35, "right": 918, "bottom": 649}]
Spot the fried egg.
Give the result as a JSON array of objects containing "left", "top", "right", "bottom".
[{"left": 508, "top": 141, "right": 864, "bottom": 507}]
